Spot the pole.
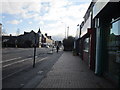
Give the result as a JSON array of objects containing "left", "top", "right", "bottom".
[
  {"left": 33, "top": 33, "right": 36, "bottom": 68},
  {"left": 79, "top": 25, "right": 81, "bottom": 38},
  {"left": 65, "top": 25, "right": 66, "bottom": 39},
  {"left": 67, "top": 26, "right": 69, "bottom": 38}
]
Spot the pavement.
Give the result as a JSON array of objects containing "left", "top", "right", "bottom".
[{"left": 36, "top": 51, "right": 115, "bottom": 88}]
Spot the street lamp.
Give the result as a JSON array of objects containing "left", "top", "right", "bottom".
[
  {"left": 61, "top": 22, "right": 67, "bottom": 39},
  {"left": 0, "top": 23, "right": 2, "bottom": 36},
  {"left": 76, "top": 24, "right": 81, "bottom": 38},
  {"left": 33, "top": 33, "right": 37, "bottom": 68},
  {"left": 67, "top": 26, "right": 69, "bottom": 38},
  {"left": 76, "top": 24, "right": 79, "bottom": 39}
]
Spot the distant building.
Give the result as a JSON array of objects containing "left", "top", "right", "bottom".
[
  {"left": 41, "top": 33, "right": 54, "bottom": 47},
  {"left": 16, "top": 29, "right": 44, "bottom": 48},
  {"left": 2, "top": 34, "right": 17, "bottom": 47},
  {"left": 2, "top": 28, "right": 54, "bottom": 48},
  {"left": 44, "top": 33, "right": 53, "bottom": 45},
  {"left": 55, "top": 41, "right": 62, "bottom": 46},
  {"left": 17, "top": 30, "right": 39, "bottom": 48}
]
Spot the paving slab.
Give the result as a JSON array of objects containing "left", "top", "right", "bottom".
[{"left": 37, "top": 52, "right": 115, "bottom": 88}]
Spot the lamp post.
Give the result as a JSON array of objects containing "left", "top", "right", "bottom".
[
  {"left": 33, "top": 33, "right": 37, "bottom": 68},
  {"left": 76, "top": 24, "right": 81, "bottom": 38},
  {"left": 76, "top": 24, "right": 79, "bottom": 39},
  {"left": 67, "top": 26, "right": 69, "bottom": 39},
  {"left": 0, "top": 23, "right": 2, "bottom": 35},
  {"left": 79, "top": 25, "right": 82, "bottom": 38},
  {"left": 61, "top": 22, "right": 67, "bottom": 39}
]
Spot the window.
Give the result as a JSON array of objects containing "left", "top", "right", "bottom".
[
  {"left": 107, "top": 18, "right": 120, "bottom": 83},
  {"left": 108, "top": 18, "right": 120, "bottom": 63},
  {"left": 84, "top": 37, "right": 89, "bottom": 52}
]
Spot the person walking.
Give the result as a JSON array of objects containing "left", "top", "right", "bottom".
[{"left": 56, "top": 45, "right": 59, "bottom": 53}]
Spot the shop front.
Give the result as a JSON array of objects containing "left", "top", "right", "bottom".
[
  {"left": 93, "top": 1, "right": 120, "bottom": 87},
  {"left": 107, "top": 18, "right": 120, "bottom": 86}
]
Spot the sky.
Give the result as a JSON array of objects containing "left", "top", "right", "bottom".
[{"left": 0, "top": 0, "right": 92, "bottom": 41}]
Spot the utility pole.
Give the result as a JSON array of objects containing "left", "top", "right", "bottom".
[
  {"left": 67, "top": 26, "right": 69, "bottom": 38},
  {"left": 79, "top": 25, "right": 82, "bottom": 38},
  {"left": 61, "top": 22, "right": 67, "bottom": 39},
  {"left": 33, "top": 33, "right": 37, "bottom": 68},
  {"left": 65, "top": 26, "right": 66, "bottom": 39},
  {"left": 0, "top": 23, "right": 2, "bottom": 35}
]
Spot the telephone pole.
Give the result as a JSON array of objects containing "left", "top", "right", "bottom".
[{"left": 67, "top": 26, "right": 69, "bottom": 38}]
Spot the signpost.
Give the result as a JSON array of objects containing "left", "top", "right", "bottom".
[{"left": 33, "top": 33, "right": 37, "bottom": 68}]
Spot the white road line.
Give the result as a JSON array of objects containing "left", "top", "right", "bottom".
[
  {"left": 2, "top": 66, "right": 30, "bottom": 80},
  {"left": 3, "top": 58, "right": 32, "bottom": 68},
  {"left": 18, "top": 48, "right": 33, "bottom": 51},
  {"left": 1, "top": 57, "right": 22, "bottom": 63},
  {"left": 37, "top": 57, "right": 48, "bottom": 62},
  {"left": 2, "top": 57, "right": 48, "bottom": 80}
]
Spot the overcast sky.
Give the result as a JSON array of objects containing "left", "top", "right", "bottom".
[{"left": 0, "top": 0, "right": 92, "bottom": 41}]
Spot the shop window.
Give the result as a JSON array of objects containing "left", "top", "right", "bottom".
[
  {"left": 84, "top": 38, "right": 89, "bottom": 52},
  {"left": 107, "top": 18, "right": 120, "bottom": 83},
  {"left": 108, "top": 18, "right": 120, "bottom": 63}
]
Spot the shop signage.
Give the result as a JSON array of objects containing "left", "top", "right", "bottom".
[{"left": 93, "top": 0, "right": 109, "bottom": 18}]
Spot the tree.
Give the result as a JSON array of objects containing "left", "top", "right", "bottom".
[{"left": 63, "top": 36, "right": 75, "bottom": 51}]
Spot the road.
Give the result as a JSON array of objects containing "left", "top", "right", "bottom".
[{"left": 2, "top": 47, "right": 63, "bottom": 88}]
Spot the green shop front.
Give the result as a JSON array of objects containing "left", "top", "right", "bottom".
[{"left": 93, "top": 1, "right": 120, "bottom": 87}]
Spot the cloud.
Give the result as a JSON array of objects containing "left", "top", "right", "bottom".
[
  {"left": 40, "top": 1, "right": 90, "bottom": 39},
  {"left": 1, "top": 1, "right": 42, "bottom": 19},
  {"left": 52, "top": 34, "right": 65, "bottom": 41},
  {"left": 7, "top": 19, "right": 22, "bottom": 24},
  {"left": 28, "top": 21, "right": 32, "bottom": 24},
  {"left": 1, "top": 0, "right": 91, "bottom": 40},
  {"left": 39, "top": 21, "right": 44, "bottom": 25}
]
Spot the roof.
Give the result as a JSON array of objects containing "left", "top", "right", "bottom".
[
  {"left": 38, "top": 28, "right": 41, "bottom": 33},
  {"left": 83, "top": 2, "right": 95, "bottom": 20}
]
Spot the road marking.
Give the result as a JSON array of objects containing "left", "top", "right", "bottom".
[
  {"left": 37, "top": 57, "right": 48, "bottom": 62},
  {"left": 3, "top": 58, "right": 32, "bottom": 68},
  {"left": 1, "top": 57, "right": 22, "bottom": 63},
  {"left": 37, "top": 70, "right": 43, "bottom": 75},
  {"left": 2, "top": 57, "right": 48, "bottom": 80},
  {"left": 15, "top": 48, "right": 32, "bottom": 50},
  {"left": 2, "top": 66, "right": 30, "bottom": 80}
]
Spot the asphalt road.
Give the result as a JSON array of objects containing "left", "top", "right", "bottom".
[{"left": 2, "top": 47, "right": 63, "bottom": 88}]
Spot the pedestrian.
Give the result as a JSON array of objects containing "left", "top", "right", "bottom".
[{"left": 56, "top": 45, "right": 59, "bottom": 53}]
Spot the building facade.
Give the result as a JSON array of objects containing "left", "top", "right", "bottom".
[
  {"left": 0, "top": 23, "right": 2, "bottom": 48},
  {"left": 76, "top": 0, "right": 120, "bottom": 87},
  {"left": 93, "top": 1, "right": 120, "bottom": 87}
]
